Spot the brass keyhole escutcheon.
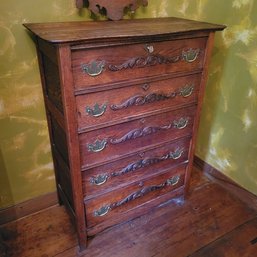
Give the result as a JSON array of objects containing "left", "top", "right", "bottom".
[{"left": 145, "top": 44, "right": 154, "bottom": 54}]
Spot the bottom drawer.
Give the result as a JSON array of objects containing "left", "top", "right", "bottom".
[{"left": 84, "top": 165, "right": 186, "bottom": 232}]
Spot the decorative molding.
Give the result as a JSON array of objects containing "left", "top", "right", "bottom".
[
  {"left": 193, "top": 156, "right": 257, "bottom": 212},
  {"left": 109, "top": 125, "right": 168, "bottom": 145},
  {"left": 108, "top": 54, "right": 181, "bottom": 72},
  {"left": 0, "top": 192, "right": 58, "bottom": 225},
  {"left": 110, "top": 92, "right": 176, "bottom": 110},
  {"left": 109, "top": 117, "right": 189, "bottom": 145},
  {"left": 110, "top": 84, "right": 195, "bottom": 111},
  {"left": 109, "top": 126, "right": 166, "bottom": 144}
]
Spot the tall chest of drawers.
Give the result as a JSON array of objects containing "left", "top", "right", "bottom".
[{"left": 24, "top": 17, "right": 225, "bottom": 250}]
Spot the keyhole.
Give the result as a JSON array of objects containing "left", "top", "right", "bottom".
[
  {"left": 145, "top": 44, "right": 154, "bottom": 54},
  {"left": 141, "top": 84, "right": 150, "bottom": 91},
  {"left": 139, "top": 182, "right": 144, "bottom": 187}
]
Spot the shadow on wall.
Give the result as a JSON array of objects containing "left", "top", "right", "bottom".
[
  {"left": 0, "top": 148, "right": 15, "bottom": 223},
  {"left": 196, "top": 35, "right": 229, "bottom": 162}
]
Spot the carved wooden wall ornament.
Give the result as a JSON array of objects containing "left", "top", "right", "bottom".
[{"left": 76, "top": 0, "right": 148, "bottom": 20}]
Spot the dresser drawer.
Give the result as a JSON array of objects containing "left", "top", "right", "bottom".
[
  {"left": 79, "top": 106, "right": 196, "bottom": 169},
  {"left": 76, "top": 73, "right": 201, "bottom": 131},
  {"left": 83, "top": 137, "right": 190, "bottom": 200},
  {"left": 72, "top": 37, "right": 207, "bottom": 89},
  {"left": 84, "top": 165, "right": 185, "bottom": 229}
]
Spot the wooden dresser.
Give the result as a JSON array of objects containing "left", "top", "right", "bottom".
[{"left": 24, "top": 17, "right": 225, "bottom": 251}]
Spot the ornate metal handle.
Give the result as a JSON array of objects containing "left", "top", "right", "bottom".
[
  {"left": 86, "top": 103, "right": 107, "bottom": 117},
  {"left": 87, "top": 139, "right": 107, "bottom": 153},
  {"left": 90, "top": 174, "right": 108, "bottom": 186},
  {"left": 179, "top": 84, "right": 194, "bottom": 98},
  {"left": 173, "top": 118, "right": 189, "bottom": 129},
  {"left": 94, "top": 206, "right": 110, "bottom": 217},
  {"left": 182, "top": 48, "right": 200, "bottom": 63},
  {"left": 166, "top": 175, "right": 180, "bottom": 186},
  {"left": 169, "top": 148, "right": 184, "bottom": 160},
  {"left": 82, "top": 60, "right": 105, "bottom": 77}
]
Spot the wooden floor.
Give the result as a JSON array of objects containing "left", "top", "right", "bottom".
[{"left": 0, "top": 166, "right": 256, "bottom": 257}]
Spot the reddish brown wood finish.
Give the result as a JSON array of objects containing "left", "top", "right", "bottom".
[
  {"left": 35, "top": 43, "right": 66, "bottom": 208},
  {"left": 23, "top": 17, "right": 225, "bottom": 43},
  {"left": 72, "top": 37, "right": 207, "bottom": 89},
  {"left": 85, "top": 165, "right": 185, "bottom": 229},
  {"left": 56, "top": 45, "right": 88, "bottom": 250},
  {"left": 79, "top": 106, "right": 196, "bottom": 169},
  {"left": 83, "top": 137, "right": 190, "bottom": 200},
  {"left": 23, "top": 17, "right": 225, "bottom": 251},
  {"left": 184, "top": 32, "right": 217, "bottom": 198},
  {"left": 189, "top": 218, "right": 257, "bottom": 257},
  {"left": 76, "top": 73, "right": 201, "bottom": 131}
]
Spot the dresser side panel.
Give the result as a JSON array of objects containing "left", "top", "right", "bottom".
[
  {"left": 56, "top": 45, "right": 87, "bottom": 250},
  {"left": 184, "top": 32, "right": 216, "bottom": 196}
]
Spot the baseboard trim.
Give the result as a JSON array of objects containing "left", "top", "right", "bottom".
[
  {"left": 194, "top": 155, "right": 257, "bottom": 212},
  {"left": 0, "top": 191, "right": 58, "bottom": 225}
]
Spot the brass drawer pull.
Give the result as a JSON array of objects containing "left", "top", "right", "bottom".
[
  {"left": 94, "top": 206, "right": 110, "bottom": 217},
  {"left": 166, "top": 175, "right": 180, "bottom": 186},
  {"left": 93, "top": 174, "right": 181, "bottom": 217},
  {"left": 169, "top": 148, "right": 184, "bottom": 160},
  {"left": 173, "top": 118, "right": 189, "bottom": 129},
  {"left": 87, "top": 139, "right": 107, "bottom": 153},
  {"left": 90, "top": 174, "right": 108, "bottom": 186},
  {"left": 82, "top": 60, "right": 105, "bottom": 77},
  {"left": 182, "top": 48, "right": 200, "bottom": 63},
  {"left": 179, "top": 84, "right": 194, "bottom": 98},
  {"left": 86, "top": 103, "right": 107, "bottom": 117}
]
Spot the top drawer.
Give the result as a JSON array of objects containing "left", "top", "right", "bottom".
[{"left": 71, "top": 37, "right": 207, "bottom": 90}]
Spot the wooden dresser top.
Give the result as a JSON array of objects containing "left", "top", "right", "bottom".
[{"left": 23, "top": 17, "right": 225, "bottom": 44}]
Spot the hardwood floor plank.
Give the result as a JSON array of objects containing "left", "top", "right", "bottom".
[
  {"left": 0, "top": 206, "right": 77, "bottom": 257},
  {"left": 188, "top": 217, "right": 257, "bottom": 257},
  {"left": 194, "top": 156, "right": 257, "bottom": 212}
]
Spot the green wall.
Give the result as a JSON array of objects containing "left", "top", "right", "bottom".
[{"left": 1, "top": 0, "right": 256, "bottom": 209}]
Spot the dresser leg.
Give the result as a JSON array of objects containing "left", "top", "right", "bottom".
[
  {"left": 56, "top": 188, "right": 64, "bottom": 206},
  {"left": 77, "top": 238, "right": 87, "bottom": 254}
]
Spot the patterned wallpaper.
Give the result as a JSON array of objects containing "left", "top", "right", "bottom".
[{"left": 0, "top": 0, "right": 256, "bottom": 208}]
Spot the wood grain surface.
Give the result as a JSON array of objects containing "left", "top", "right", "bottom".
[{"left": 23, "top": 17, "right": 225, "bottom": 43}]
